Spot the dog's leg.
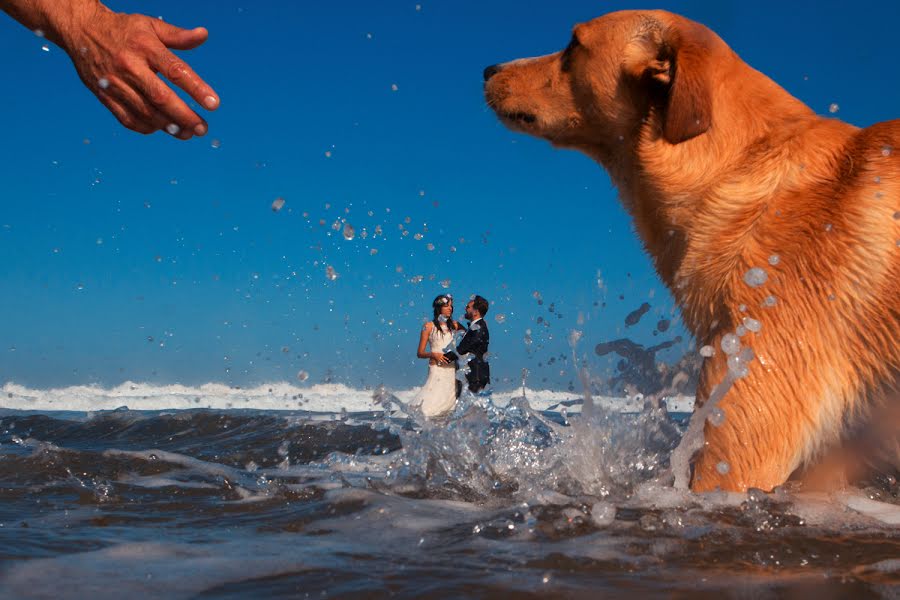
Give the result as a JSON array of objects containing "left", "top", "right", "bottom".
[
  {"left": 798, "top": 385, "right": 900, "bottom": 491},
  {"left": 688, "top": 347, "right": 820, "bottom": 492}
]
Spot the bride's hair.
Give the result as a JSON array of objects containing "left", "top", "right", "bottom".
[{"left": 432, "top": 294, "right": 462, "bottom": 333}]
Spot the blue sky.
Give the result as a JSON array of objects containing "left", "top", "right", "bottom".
[{"left": 1, "top": 0, "right": 898, "bottom": 390}]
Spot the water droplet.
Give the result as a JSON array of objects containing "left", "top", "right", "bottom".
[
  {"left": 273, "top": 440, "right": 291, "bottom": 460},
  {"left": 743, "top": 267, "right": 768, "bottom": 288},
  {"left": 727, "top": 353, "right": 749, "bottom": 377},
  {"left": 824, "top": 223, "right": 833, "bottom": 232},
  {"left": 343, "top": 223, "right": 355, "bottom": 240},
  {"left": 495, "top": 313, "right": 506, "bottom": 324},
  {"left": 98, "top": 78, "right": 109, "bottom": 89},
  {"left": 296, "top": 370, "right": 309, "bottom": 382},
  {"left": 742, "top": 316, "right": 762, "bottom": 333},
  {"left": 763, "top": 295, "right": 777, "bottom": 307},
  {"left": 325, "top": 265, "right": 338, "bottom": 281},
  {"left": 699, "top": 345, "right": 715, "bottom": 357},
  {"left": 271, "top": 197, "right": 285, "bottom": 212},
  {"left": 391, "top": 83, "right": 399, "bottom": 92},
  {"left": 716, "top": 461, "right": 731, "bottom": 475},
  {"left": 707, "top": 407, "right": 725, "bottom": 427},
  {"left": 165, "top": 123, "right": 180, "bottom": 135},
  {"left": 210, "top": 138, "right": 221, "bottom": 149},
  {"left": 828, "top": 103, "right": 840, "bottom": 114},
  {"left": 41, "top": 44, "right": 49, "bottom": 52},
  {"left": 75, "top": 283, "right": 85, "bottom": 291},
  {"left": 413, "top": 233, "right": 423, "bottom": 241},
  {"left": 768, "top": 254, "right": 780, "bottom": 266},
  {"left": 369, "top": 248, "right": 378, "bottom": 255},
  {"left": 34, "top": 29, "right": 44, "bottom": 37},
  {"left": 735, "top": 325, "right": 747, "bottom": 337},
  {"left": 324, "top": 150, "right": 332, "bottom": 158},
  {"left": 720, "top": 333, "right": 741, "bottom": 355}
]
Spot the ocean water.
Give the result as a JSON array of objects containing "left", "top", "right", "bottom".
[{"left": 0, "top": 385, "right": 897, "bottom": 598}]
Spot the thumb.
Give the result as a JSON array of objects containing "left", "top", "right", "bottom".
[{"left": 152, "top": 21, "right": 209, "bottom": 50}]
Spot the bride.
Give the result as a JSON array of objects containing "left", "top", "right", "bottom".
[{"left": 414, "top": 293, "right": 465, "bottom": 417}]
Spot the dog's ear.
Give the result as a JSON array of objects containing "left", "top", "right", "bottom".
[{"left": 624, "top": 20, "right": 713, "bottom": 144}]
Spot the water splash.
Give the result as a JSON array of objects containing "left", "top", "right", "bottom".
[
  {"left": 670, "top": 374, "right": 735, "bottom": 490},
  {"left": 743, "top": 267, "right": 768, "bottom": 288}
]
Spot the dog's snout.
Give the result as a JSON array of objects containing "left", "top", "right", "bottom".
[{"left": 483, "top": 64, "right": 502, "bottom": 82}]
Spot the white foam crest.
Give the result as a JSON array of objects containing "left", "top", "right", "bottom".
[{"left": 0, "top": 381, "right": 695, "bottom": 413}]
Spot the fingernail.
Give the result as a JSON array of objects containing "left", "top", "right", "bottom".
[
  {"left": 204, "top": 96, "right": 219, "bottom": 110},
  {"left": 194, "top": 123, "right": 208, "bottom": 136}
]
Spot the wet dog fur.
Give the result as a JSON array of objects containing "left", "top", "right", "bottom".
[{"left": 484, "top": 10, "right": 900, "bottom": 492}]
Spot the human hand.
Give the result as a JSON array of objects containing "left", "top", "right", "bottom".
[
  {"left": 431, "top": 352, "right": 449, "bottom": 364},
  {"left": 62, "top": 6, "right": 219, "bottom": 139}
]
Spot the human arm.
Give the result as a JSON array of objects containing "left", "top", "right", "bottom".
[
  {"left": 416, "top": 322, "right": 449, "bottom": 364},
  {"left": 455, "top": 323, "right": 486, "bottom": 357},
  {"left": 0, "top": 0, "right": 219, "bottom": 139}
]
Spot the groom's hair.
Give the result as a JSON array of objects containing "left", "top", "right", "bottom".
[{"left": 472, "top": 295, "right": 489, "bottom": 317}]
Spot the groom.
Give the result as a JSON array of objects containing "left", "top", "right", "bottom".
[{"left": 446, "top": 295, "right": 491, "bottom": 394}]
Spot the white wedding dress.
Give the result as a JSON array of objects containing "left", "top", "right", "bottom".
[{"left": 416, "top": 323, "right": 458, "bottom": 418}]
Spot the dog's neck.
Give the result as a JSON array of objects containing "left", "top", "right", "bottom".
[{"left": 595, "top": 76, "right": 858, "bottom": 339}]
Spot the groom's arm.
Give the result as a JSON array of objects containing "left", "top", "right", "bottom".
[{"left": 455, "top": 326, "right": 485, "bottom": 357}]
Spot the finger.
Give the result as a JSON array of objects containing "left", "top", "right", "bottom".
[
  {"left": 150, "top": 48, "right": 219, "bottom": 112},
  {"left": 151, "top": 20, "right": 209, "bottom": 51},
  {"left": 129, "top": 66, "right": 207, "bottom": 136},
  {"left": 96, "top": 90, "right": 156, "bottom": 134},
  {"left": 105, "top": 78, "right": 185, "bottom": 138}
]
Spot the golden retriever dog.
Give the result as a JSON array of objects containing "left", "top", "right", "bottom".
[{"left": 484, "top": 10, "right": 900, "bottom": 492}]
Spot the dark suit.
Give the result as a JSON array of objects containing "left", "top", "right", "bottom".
[{"left": 447, "top": 318, "right": 490, "bottom": 393}]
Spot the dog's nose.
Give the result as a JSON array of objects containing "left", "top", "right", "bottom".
[{"left": 483, "top": 64, "right": 502, "bottom": 82}]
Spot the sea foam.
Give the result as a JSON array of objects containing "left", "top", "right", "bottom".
[{"left": 0, "top": 381, "right": 695, "bottom": 414}]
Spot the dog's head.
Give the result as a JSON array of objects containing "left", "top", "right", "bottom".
[{"left": 484, "top": 10, "right": 725, "bottom": 157}]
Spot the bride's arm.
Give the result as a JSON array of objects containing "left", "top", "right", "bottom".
[
  {"left": 417, "top": 322, "right": 435, "bottom": 359},
  {"left": 417, "top": 322, "right": 448, "bottom": 363}
]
